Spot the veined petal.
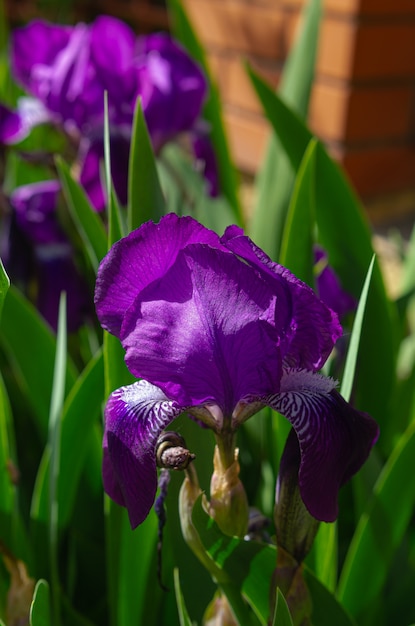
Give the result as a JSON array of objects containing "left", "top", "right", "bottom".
[
  {"left": 95, "top": 214, "right": 223, "bottom": 337},
  {"left": 266, "top": 369, "right": 379, "bottom": 522},
  {"left": 120, "top": 244, "right": 281, "bottom": 412},
  {"left": 103, "top": 379, "right": 184, "bottom": 528},
  {"left": 221, "top": 226, "right": 342, "bottom": 371}
]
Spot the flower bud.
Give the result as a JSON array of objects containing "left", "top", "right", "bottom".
[
  {"left": 274, "top": 429, "right": 319, "bottom": 563},
  {"left": 156, "top": 431, "right": 196, "bottom": 470},
  {"left": 208, "top": 446, "right": 249, "bottom": 538}
]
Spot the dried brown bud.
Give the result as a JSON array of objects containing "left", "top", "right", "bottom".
[{"left": 156, "top": 431, "right": 196, "bottom": 470}]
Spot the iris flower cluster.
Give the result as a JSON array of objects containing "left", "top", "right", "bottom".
[{"left": 0, "top": 16, "right": 213, "bottom": 330}]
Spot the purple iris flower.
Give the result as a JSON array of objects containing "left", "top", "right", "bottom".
[
  {"left": 8, "top": 17, "right": 213, "bottom": 209},
  {"left": 314, "top": 245, "right": 357, "bottom": 318},
  {"left": 94, "top": 214, "right": 379, "bottom": 529},
  {"left": 4, "top": 180, "right": 90, "bottom": 331}
]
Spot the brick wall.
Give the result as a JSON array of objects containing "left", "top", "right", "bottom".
[{"left": 183, "top": 0, "right": 415, "bottom": 200}]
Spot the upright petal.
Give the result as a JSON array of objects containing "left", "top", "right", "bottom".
[
  {"left": 221, "top": 226, "right": 342, "bottom": 371},
  {"left": 120, "top": 244, "right": 281, "bottom": 412},
  {"left": 0, "top": 103, "right": 26, "bottom": 144},
  {"left": 90, "top": 16, "right": 136, "bottom": 103},
  {"left": 103, "top": 380, "right": 184, "bottom": 528},
  {"left": 95, "top": 214, "right": 223, "bottom": 337},
  {"left": 134, "top": 34, "right": 207, "bottom": 150},
  {"left": 10, "top": 180, "right": 63, "bottom": 245},
  {"left": 314, "top": 246, "right": 356, "bottom": 318},
  {"left": 11, "top": 20, "right": 72, "bottom": 91},
  {"left": 266, "top": 369, "right": 379, "bottom": 522}
]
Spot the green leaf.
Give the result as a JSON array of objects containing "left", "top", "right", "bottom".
[
  {"left": 30, "top": 579, "right": 51, "bottom": 626},
  {"left": 245, "top": 75, "right": 398, "bottom": 444},
  {"left": 192, "top": 496, "right": 274, "bottom": 625},
  {"left": 31, "top": 350, "right": 104, "bottom": 527},
  {"left": 167, "top": 0, "right": 242, "bottom": 223},
  {"left": 174, "top": 569, "right": 194, "bottom": 626},
  {"left": 0, "top": 258, "right": 9, "bottom": 321},
  {"left": 279, "top": 138, "right": 317, "bottom": 286},
  {"left": 303, "top": 568, "right": 356, "bottom": 626},
  {"left": 337, "top": 421, "right": 415, "bottom": 618},
  {"left": 56, "top": 156, "right": 108, "bottom": 272},
  {"left": 271, "top": 589, "right": 294, "bottom": 626},
  {"left": 128, "top": 98, "right": 165, "bottom": 232},
  {"left": 340, "top": 255, "right": 375, "bottom": 402},
  {"left": 47, "top": 293, "right": 67, "bottom": 626},
  {"left": 251, "top": 0, "right": 322, "bottom": 258},
  {"left": 105, "top": 504, "right": 160, "bottom": 626},
  {"left": 0, "top": 286, "right": 77, "bottom": 438},
  {"left": 158, "top": 142, "right": 237, "bottom": 235},
  {"left": 309, "top": 522, "right": 338, "bottom": 593}
]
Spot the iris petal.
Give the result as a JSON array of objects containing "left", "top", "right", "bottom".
[
  {"left": 120, "top": 244, "right": 281, "bottom": 412},
  {"left": 103, "top": 380, "right": 184, "bottom": 528},
  {"left": 267, "top": 369, "right": 379, "bottom": 522},
  {"left": 95, "top": 214, "right": 223, "bottom": 337},
  {"left": 221, "top": 227, "right": 342, "bottom": 370}
]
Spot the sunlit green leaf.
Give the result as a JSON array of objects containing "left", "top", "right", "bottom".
[
  {"left": 279, "top": 138, "right": 317, "bottom": 286},
  {"left": 245, "top": 73, "right": 398, "bottom": 445},
  {"left": 30, "top": 579, "right": 51, "bottom": 626},
  {"left": 174, "top": 569, "right": 194, "bottom": 626},
  {"left": 251, "top": 0, "right": 321, "bottom": 258},
  {"left": 271, "top": 589, "right": 294, "bottom": 626},
  {"left": 31, "top": 350, "right": 104, "bottom": 527},
  {"left": 0, "top": 259, "right": 9, "bottom": 321},
  {"left": 167, "top": 0, "right": 242, "bottom": 223},
  {"left": 128, "top": 98, "right": 165, "bottom": 232},
  {"left": 47, "top": 293, "right": 67, "bottom": 626},
  {"left": 0, "top": 286, "right": 77, "bottom": 438},
  {"left": 340, "top": 255, "right": 375, "bottom": 402},
  {"left": 56, "top": 156, "right": 108, "bottom": 272},
  {"left": 159, "top": 142, "right": 237, "bottom": 234}
]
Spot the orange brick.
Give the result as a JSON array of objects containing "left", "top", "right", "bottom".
[
  {"left": 223, "top": 108, "right": 270, "bottom": 172},
  {"left": 209, "top": 51, "right": 281, "bottom": 114},
  {"left": 309, "top": 82, "right": 414, "bottom": 143},
  {"left": 337, "top": 144, "right": 415, "bottom": 197},
  {"left": 182, "top": 0, "right": 288, "bottom": 58}
]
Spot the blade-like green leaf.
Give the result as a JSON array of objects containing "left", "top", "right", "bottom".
[
  {"left": 30, "top": 579, "right": 51, "bottom": 626},
  {"left": 337, "top": 421, "right": 415, "bottom": 618},
  {"left": 251, "top": 0, "right": 322, "bottom": 258},
  {"left": 56, "top": 156, "right": 108, "bottom": 271},
  {"left": 105, "top": 504, "right": 161, "bottom": 626},
  {"left": 271, "top": 589, "right": 294, "bottom": 626},
  {"left": 303, "top": 568, "right": 356, "bottom": 626},
  {"left": 192, "top": 496, "right": 274, "bottom": 625},
  {"left": 174, "top": 569, "right": 194, "bottom": 626},
  {"left": 0, "top": 286, "right": 77, "bottom": 438},
  {"left": 246, "top": 73, "right": 398, "bottom": 444},
  {"left": 158, "top": 142, "right": 237, "bottom": 234},
  {"left": 48, "top": 292, "right": 67, "bottom": 626},
  {"left": 128, "top": 98, "right": 165, "bottom": 232},
  {"left": 167, "top": 0, "right": 242, "bottom": 223},
  {"left": 309, "top": 522, "right": 338, "bottom": 593},
  {"left": 192, "top": 497, "right": 354, "bottom": 626},
  {"left": 31, "top": 350, "right": 104, "bottom": 527},
  {"left": 0, "top": 258, "right": 9, "bottom": 321},
  {"left": 340, "top": 255, "right": 375, "bottom": 402},
  {"left": 279, "top": 138, "right": 317, "bottom": 286}
]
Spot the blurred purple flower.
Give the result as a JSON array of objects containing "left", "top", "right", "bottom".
[
  {"left": 94, "top": 214, "right": 379, "bottom": 528},
  {"left": 8, "top": 16, "right": 212, "bottom": 209},
  {"left": 3, "top": 180, "right": 90, "bottom": 331},
  {"left": 314, "top": 246, "right": 356, "bottom": 318}
]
